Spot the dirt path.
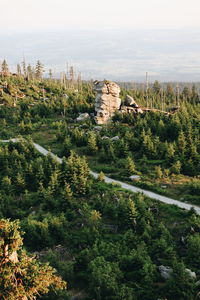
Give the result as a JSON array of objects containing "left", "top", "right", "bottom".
[{"left": 2, "top": 138, "right": 200, "bottom": 215}]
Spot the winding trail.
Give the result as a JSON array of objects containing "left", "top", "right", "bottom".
[{"left": 1, "top": 138, "right": 200, "bottom": 215}]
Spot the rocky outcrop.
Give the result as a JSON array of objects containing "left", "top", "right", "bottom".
[
  {"left": 129, "top": 175, "right": 141, "bottom": 181},
  {"left": 158, "top": 265, "right": 173, "bottom": 280},
  {"left": 158, "top": 265, "right": 196, "bottom": 280},
  {"left": 110, "top": 136, "right": 120, "bottom": 141},
  {"left": 93, "top": 126, "right": 103, "bottom": 132},
  {"left": 93, "top": 81, "right": 144, "bottom": 124},
  {"left": 121, "top": 95, "right": 143, "bottom": 114},
  {"left": 185, "top": 268, "right": 196, "bottom": 279},
  {"left": 93, "top": 80, "right": 164, "bottom": 124},
  {"left": 120, "top": 105, "right": 143, "bottom": 114},
  {"left": 94, "top": 80, "right": 121, "bottom": 124},
  {"left": 124, "top": 95, "right": 139, "bottom": 107},
  {"left": 76, "top": 113, "right": 90, "bottom": 122}
]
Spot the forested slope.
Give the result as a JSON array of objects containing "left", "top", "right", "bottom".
[
  {"left": 0, "top": 140, "right": 200, "bottom": 299},
  {"left": 0, "top": 68, "right": 200, "bottom": 299},
  {"left": 0, "top": 73, "right": 199, "bottom": 203}
]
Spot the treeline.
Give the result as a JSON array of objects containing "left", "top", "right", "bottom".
[
  {"left": 0, "top": 59, "right": 86, "bottom": 91},
  {"left": 0, "top": 140, "right": 200, "bottom": 299},
  {"left": 119, "top": 80, "right": 200, "bottom": 97}
]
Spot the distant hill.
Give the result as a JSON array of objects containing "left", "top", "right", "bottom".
[{"left": 0, "top": 28, "right": 200, "bottom": 81}]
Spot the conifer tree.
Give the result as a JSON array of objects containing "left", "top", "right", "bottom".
[
  {"left": 1, "top": 59, "right": 9, "bottom": 75},
  {"left": 128, "top": 199, "right": 137, "bottom": 227},
  {"left": 98, "top": 171, "right": 105, "bottom": 182},
  {"left": 62, "top": 181, "right": 73, "bottom": 199},
  {"left": 152, "top": 80, "right": 161, "bottom": 94},
  {"left": 126, "top": 156, "right": 136, "bottom": 175},
  {"left": 155, "top": 165, "right": 163, "bottom": 179},
  {"left": 35, "top": 60, "right": 44, "bottom": 80},
  {"left": 177, "top": 130, "right": 187, "bottom": 155},
  {"left": 1, "top": 176, "right": 12, "bottom": 194},
  {"left": 166, "top": 83, "right": 174, "bottom": 99},
  {"left": 105, "top": 144, "right": 116, "bottom": 162},
  {"left": 166, "top": 143, "right": 176, "bottom": 162},
  {"left": 27, "top": 64, "right": 34, "bottom": 81},
  {"left": 89, "top": 210, "right": 102, "bottom": 228},
  {"left": 22, "top": 58, "right": 27, "bottom": 77},
  {"left": 48, "top": 169, "right": 60, "bottom": 195},
  {"left": 65, "top": 151, "right": 89, "bottom": 195},
  {"left": 62, "top": 137, "right": 72, "bottom": 157},
  {"left": 17, "top": 64, "right": 22, "bottom": 76},
  {"left": 15, "top": 173, "right": 26, "bottom": 193},
  {"left": 0, "top": 219, "right": 66, "bottom": 300},
  {"left": 171, "top": 160, "right": 182, "bottom": 174},
  {"left": 49, "top": 68, "right": 53, "bottom": 79},
  {"left": 87, "top": 132, "right": 98, "bottom": 154}
]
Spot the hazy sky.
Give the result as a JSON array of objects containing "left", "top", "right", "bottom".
[
  {"left": 1, "top": 0, "right": 200, "bottom": 81},
  {"left": 1, "top": 0, "right": 200, "bottom": 33}
]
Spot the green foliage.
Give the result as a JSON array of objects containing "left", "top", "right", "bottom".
[
  {"left": 187, "top": 178, "right": 200, "bottom": 195},
  {"left": 155, "top": 165, "right": 163, "bottom": 179},
  {"left": 186, "top": 234, "right": 200, "bottom": 268},
  {"left": 89, "top": 256, "right": 122, "bottom": 299},
  {"left": 87, "top": 131, "right": 98, "bottom": 154},
  {"left": 0, "top": 141, "right": 199, "bottom": 300},
  {"left": 0, "top": 72, "right": 200, "bottom": 300},
  {"left": 64, "top": 151, "right": 90, "bottom": 195},
  {"left": 97, "top": 171, "right": 105, "bottom": 182},
  {"left": 163, "top": 261, "right": 196, "bottom": 300},
  {"left": 171, "top": 160, "right": 182, "bottom": 174},
  {"left": 125, "top": 156, "right": 136, "bottom": 176},
  {"left": 62, "top": 136, "right": 72, "bottom": 157},
  {"left": 0, "top": 219, "right": 66, "bottom": 300}
]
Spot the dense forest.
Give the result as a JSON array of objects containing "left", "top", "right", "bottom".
[
  {"left": 0, "top": 60, "right": 199, "bottom": 202},
  {"left": 0, "top": 60, "right": 200, "bottom": 299}
]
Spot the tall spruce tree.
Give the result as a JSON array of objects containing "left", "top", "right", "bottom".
[
  {"left": 1, "top": 59, "right": 9, "bottom": 75},
  {"left": 35, "top": 60, "right": 44, "bottom": 80}
]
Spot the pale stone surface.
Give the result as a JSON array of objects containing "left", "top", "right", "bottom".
[
  {"left": 125, "top": 95, "right": 139, "bottom": 107},
  {"left": 111, "top": 136, "right": 120, "bottom": 141},
  {"left": 137, "top": 108, "right": 144, "bottom": 114},
  {"left": 195, "top": 280, "right": 200, "bottom": 286},
  {"left": 93, "top": 81, "right": 145, "bottom": 123},
  {"left": 159, "top": 266, "right": 196, "bottom": 280},
  {"left": 94, "top": 126, "right": 103, "bottom": 131},
  {"left": 120, "top": 105, "right": 136, "bottom": 113},
  {"left": 94, "top": 80, "right": 121, "bottom": 124},
  {"left": 158, "top": 265, "right": 173, "bottom": 280},
  {"left": 185, "top": 268, "right": 196, "bottom": 279},
  {"left": 120, "top": 105, "right": 143, "bottom": 114},
  {"left": 130, "top": 175, "right": 141, "bottom": 181},
  {"left": 76, "top": 113, "right": 90, "bottom": 122}
]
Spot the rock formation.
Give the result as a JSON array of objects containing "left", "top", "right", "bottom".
[
  {"left": 121, "top": 95, "right": 143, "bottom": 114},
  {"left": 158, "top": 265, "right": 196, "bottom": 280},
  {"left": 93, "top": 80, "right": 177, "bottom": 124},
  {"left": 124, "top": 95, "right": 139, "bottom": 107},
  {"left": 158, "top": 265, "right": 173, "bottom": 280},
  {"left": 76, "top": 112, "right": 90, "bottom": 122},
  {"left": 94, "top": 80, "right": 121, "bottom": 124}
]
